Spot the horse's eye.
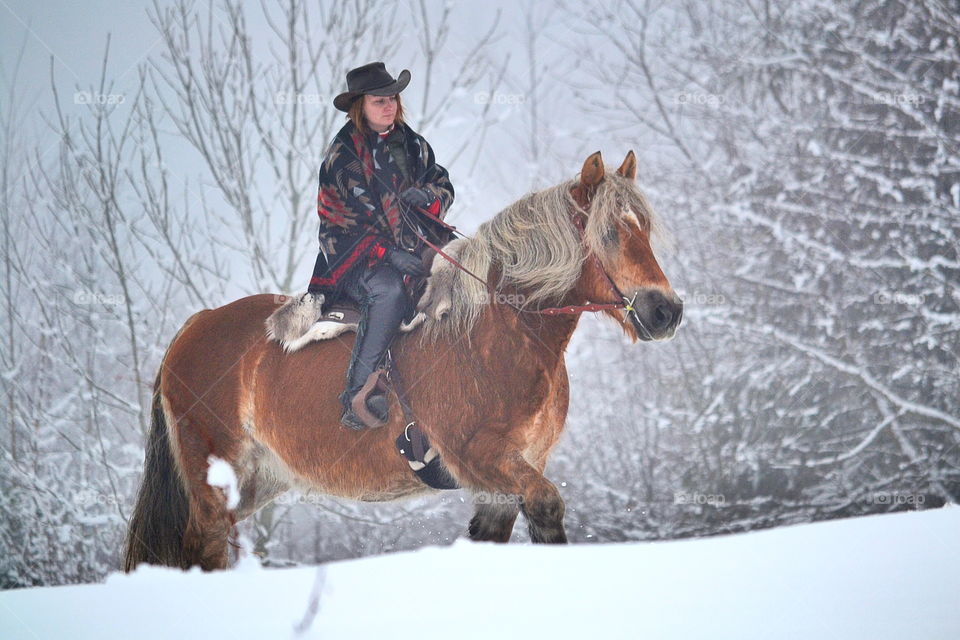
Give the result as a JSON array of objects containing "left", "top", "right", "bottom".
[{"left": 602, "top": 225, "right": 620, "bottom": 247}]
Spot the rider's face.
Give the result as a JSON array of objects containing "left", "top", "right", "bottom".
[{"left": 363, "top": 95, "right": 397, "bottom": 132}]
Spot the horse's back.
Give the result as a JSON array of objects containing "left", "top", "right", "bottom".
[{"left": 163, "top": 294, "right": 281, "bottom": 396}]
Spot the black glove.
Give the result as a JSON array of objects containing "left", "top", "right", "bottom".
[
  {"left": 387, "top": 247, "right": 429, "bottom": 278},
  {"left": 399, "top": 187, "right": 435, "bottom": 210}
]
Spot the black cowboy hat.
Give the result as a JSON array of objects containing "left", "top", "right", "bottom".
[{"left": 333, "top": 62, "right": 411, "bottom": 112}]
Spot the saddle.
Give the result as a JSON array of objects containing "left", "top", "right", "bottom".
[
  {"left": 264, "top": 293, "right": 363, "bottom": 352},
  {"left": 265, "top": 290, "right": 430, "bottom": 353},
  {"left": 318, "top": 302, "right": 363, "bottom": 329}
]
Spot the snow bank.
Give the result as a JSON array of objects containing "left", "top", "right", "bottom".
[
  {"left": 206, "top": 455, "right": 240, "bottom": 510},
  {"left": 1, "top": 507, "right": 958, "bottom": 639}
]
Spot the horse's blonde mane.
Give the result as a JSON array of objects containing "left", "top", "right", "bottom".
[{"left": 415, "top": 172, "right": 666, "bottom": 343}]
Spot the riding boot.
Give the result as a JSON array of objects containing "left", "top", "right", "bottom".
[{"left": 340, "top": 263, "right": 412, "bottom": 430}]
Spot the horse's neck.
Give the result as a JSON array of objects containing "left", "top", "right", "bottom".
[
  {"left": 476, "top": 262, "right": 592, "bottom": 366},
  {"left": 476, "top": 299, "right": 581, "bottom": 372}
]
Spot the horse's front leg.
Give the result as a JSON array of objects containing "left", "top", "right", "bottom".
[
  {"left": 517, "top": 468, "right": 567, "bottom": 544},
  {"left": 456, "top": 437, "right": 567, "bottom": 544}
]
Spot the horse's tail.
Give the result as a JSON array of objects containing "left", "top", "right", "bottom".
[{"left": 123, "top": 368, "right": 190, "bottom": 571}]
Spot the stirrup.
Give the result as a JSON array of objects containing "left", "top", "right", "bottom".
[
  {"left": 340, "top": 408, "right": 367, "bottom": 431},
  {"left": 349, "top": 368, "right": 391, "bottom": 429},
  {"left": 395, "top": 424, "right": 459, "bottom": 490}
]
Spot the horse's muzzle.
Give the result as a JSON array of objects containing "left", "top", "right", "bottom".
[{"left": 630, "top": 288, "right": 683, "bottom": 341}]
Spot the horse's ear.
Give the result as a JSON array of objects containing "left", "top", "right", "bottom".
[
  {"left": 580, "top": 151, "right": 604, "bottom": 188},
  {"left": 616, "top": 150, "right": 637, "bottom": 180}
]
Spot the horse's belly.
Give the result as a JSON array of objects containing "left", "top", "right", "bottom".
[{"left": 354, "top": 482, "right": 439, "bottom": 502}]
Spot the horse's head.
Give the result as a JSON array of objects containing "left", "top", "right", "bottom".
[{"left": 570, "top": 150, "right": 683, "bottom": 342}]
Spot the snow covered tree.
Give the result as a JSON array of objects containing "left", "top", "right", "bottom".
[{"left": 557, "top": 0, "right": 959, "bottom": 539}]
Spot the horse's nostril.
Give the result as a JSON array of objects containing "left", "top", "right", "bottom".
[
  {"left": 653, "top": 304, "right": 673, "bottom": 329},
  {"left": 642, "top": 290, "right": 683, "bottom": 334}
]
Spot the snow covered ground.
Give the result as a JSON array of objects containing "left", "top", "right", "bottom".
[{"left": 1, "top": 507, "right": 957, "bottom": 639}]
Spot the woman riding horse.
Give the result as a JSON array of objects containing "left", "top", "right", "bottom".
[
  {"left": 123, "top": 147, "right": 684, "bottom": 572},
  {"left": 307, "top": 62, "right": 455, "bottom": 430}
]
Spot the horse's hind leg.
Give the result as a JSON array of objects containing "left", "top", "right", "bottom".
[
  {"left": 468, "top": 497, "right": 520, "bottom": 542},
  {"left": 176, "top": 434, "right": 242, "bottom": 570},
  {"left": 182, "top": 484, "right": 232, "bottom": 570}
]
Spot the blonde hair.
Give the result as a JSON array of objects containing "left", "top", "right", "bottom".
[
  {"left": 416, "top": 173, "right": 669, "bottom": 344},
  {"left": 347, "top": 94, "right": 406, "bottom": 135}
]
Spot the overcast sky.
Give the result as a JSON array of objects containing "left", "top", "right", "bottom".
[
  {"left": 1, "top": 1, "right": 578, "bottom": 221},
  {"left": 2, "top": 0, "right": 161, "bottom": 138},
  {"left": 0, "top": 0, "right": 550, "bottom": 139}
]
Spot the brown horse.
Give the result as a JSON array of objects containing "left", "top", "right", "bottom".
[{"left": 123, "top": 150, "right": 683, "bottom": 571}]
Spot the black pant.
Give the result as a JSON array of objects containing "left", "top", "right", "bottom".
[{"left": 340, "top": 262, "right": 412, "bottom": 404}]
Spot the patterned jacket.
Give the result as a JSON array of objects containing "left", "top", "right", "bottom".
[{"left": 307, "top": 120, "right": 454, "bottom": 298}]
